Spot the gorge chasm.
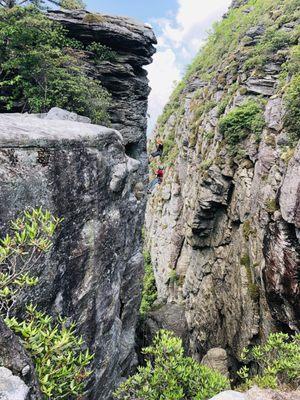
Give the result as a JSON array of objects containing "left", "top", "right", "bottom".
[{"left": 0, "top": 0, "right": 300, "bottom": 399}]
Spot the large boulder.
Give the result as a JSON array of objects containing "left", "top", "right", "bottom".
[
  {"left": 210, "top": 388, "right": 300, "bottom": 400},
  {"left": 201, "top": 348, "right": 229, "bottom": 378},
  {"left": 0, "top": 110, "right": 145, "bottom": 399}
]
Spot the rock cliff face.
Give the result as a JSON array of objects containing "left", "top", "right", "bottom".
[
  {"left": 48, "top": 9, "right": 156, "bottom": 174},
  {"left": 0, "top": 9, "right": 155, "bottom": 400},
  {"left": 145, "top": 0, "right": 300, "bottom": 374},
  {"left": 0, "top": 109, "right": 146, "bottom": 399}
]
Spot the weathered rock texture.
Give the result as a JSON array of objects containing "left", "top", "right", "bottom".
[
  {"left": 0, "top": 320, "right": 41, "bottom": 399},
  {"left": 145, "top": 0, "right": 300, "bottom": 375},
  {"left": 210, "top": 387, "right": 300, "bottom": 400},
  {"left": 48, "top": 9, "right": 156, "bottom": 172},
  {"left": 0, "top": 110, "right": 146, "bottom": 399},
  {"left": 0, "top": 367, "right": 29, "bottom": 400}
]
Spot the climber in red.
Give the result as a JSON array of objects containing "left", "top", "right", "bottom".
[{"left": 148, "top": 166, "right": 164, "bottom": 193}]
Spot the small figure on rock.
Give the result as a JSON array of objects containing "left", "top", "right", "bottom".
[
  {"left": 148, "top": 166, "right": 164, "bottom": 193},
  {"left": 150, "top": 138, "right": 164, "bottom": 158}
]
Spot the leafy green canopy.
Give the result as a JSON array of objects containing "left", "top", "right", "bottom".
[
  {"left": 0, "top": 7, "right": 110, "bottom": 124},
  {"left": 0, "top": 0, "right": 85, "bottom": 10},
  {"left": 238, "top": 332, "right": 300, "bottom": 390},
  {"left": 114, "top": 330, "right": 229, "bottom": 400},
  {"left": 6, "top": 304, "right": 94, "bottom": 399}
]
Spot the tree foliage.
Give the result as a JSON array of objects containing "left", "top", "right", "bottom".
[
  {"left": 114, "top": 330, "right": 229, "bottom": 400},
  {"left": 0, "top": 0, "right": 85, "bottom": 9},
  {"left": 6, "top": 304, "right": 93, "bottom": 399},
  {"left": 0, "top": 207, "right": 62, "bottom": 317},
  {"left": 238, "top": 333, "right": 300, "bottom": 390},
  {"left": 0, "top": 7, "right": 110, "bottom": 124},
  {"left": 0, "top": 208, "right": 93, "bottom": 399}
]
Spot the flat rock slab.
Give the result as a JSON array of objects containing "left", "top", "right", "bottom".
[
  {"left": 210, "top": 391, "right": 246, "bottom": 400},
  {"left": 0, "top": 113, "right": 121, "bottom": 149},
  {"left": 210, "top": 388, "right": 300, "bottom": 400},
  {"left": 0, "top": 368, "right": 29, "bottom": 400}
]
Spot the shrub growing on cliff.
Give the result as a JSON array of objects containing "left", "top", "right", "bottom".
[
  {"left": 0, "top": 207, "right": 62, "bottom": 317},
  {"left": 219, "top": 100, "right": 265, "bottom": 153},
  {"left": 140, "top": 251, "right": 157, "bottom": 317},
  {"left": 0, "top": 208, "right": 93, "bottom": 399},
  {"left": 238, "top": 332, "right": 300, "bottom": 390},
  {"left": 0, "top": 7, "right": 110, "bottom": 123},
  {"left": 6, "top": 304, "right": 93, "bottom": 399},
  {"left": 114, "top": 330, "right": 229, "bottom": 400},
  {"left": 284, "top": 74, "right": 300, "bottom": 141}
]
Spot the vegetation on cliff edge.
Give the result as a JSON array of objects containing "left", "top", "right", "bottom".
[
  {"left": 0, "top": 208, "right": 93, "bottom": 399},
  {"left": 114, "top": 330, "right": 230, "bottom": 400},
  {"left": 0, "top": 7, "right": 111, "bottom": 123}
]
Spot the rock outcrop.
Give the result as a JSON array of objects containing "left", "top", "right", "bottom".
[
  {"left": 0, "top": 109, "right": 146, "bottom": 399},
  {"left": 145, "top": 0, "right": 300, "bottom": 376},
  {"left": 48, "top": 9, "right": 157, "bottom": 174},
  {"left": 210, "top": 388, "right": 300, "bottom": 400}
]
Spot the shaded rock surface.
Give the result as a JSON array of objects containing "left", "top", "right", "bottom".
[
  {"left": 145, "top": 0, "right": 300, "bottom": 377},
  {"left": 0, "top": 320, "right": 41, "bottom": 399},
  {"left": 0, "top": 110, "right": 146, "bottom": 399}
]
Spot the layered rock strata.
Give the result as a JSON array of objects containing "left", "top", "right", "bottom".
[
  {"left": 48, "top": 9, "right": 157, "bottom": 174},
  {"left": 145, "top": 0, "right": 300, "bottom": 375}
]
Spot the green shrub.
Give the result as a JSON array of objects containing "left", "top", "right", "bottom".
[
  {"left": 83, "top": 13, "right": 105, "bottom": 23},
  {"left": 265, "top": 198, "right": 279, "bottom": 213},
  {"left": 168, "top": 270, "right": 179, "bottom": 285},
  {"left": 0, "top": 0, "right": 85, "bottom": 8},
  {"left": 0, "top": 7, "right": 110, "bottom": 124},
  {"left": 199, "top": 159, "right": 213, "bottom": 171},
  {"left": 240, "top": 253, "right": 259, "bottom": 301},
  {"left": 219, "top": 100, "right": 265, "bottom": 152},
  {"left": 238, "top": 333, "right": 300, "bottom": 390},
  {"left": 0, "top": 207, "right": 62, "bottom": 317},
  {"left": 6, "top": 304, "right": 93, "bottom": 399},
  {"left": 284, "top": 74, "right": 300, "bottom": 141},
  {"left": 114, "top": 330, "right": 229, "bottom": 400},
  {"left": 86, "top": 42, "right": 117, "bottom": 62},
  {"left": 60, "top": 0, "right": 85, "bottom": 9},
  {"left": 140, "top": 251, "right": 157, "bottom": 317}
]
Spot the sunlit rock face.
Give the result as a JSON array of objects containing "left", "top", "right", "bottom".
[
  {"left": 0, "top": 109, "right": 145, "bottom": 399},
  {"left": 145, "top": 0, "right": 299, "bottom": 376}
]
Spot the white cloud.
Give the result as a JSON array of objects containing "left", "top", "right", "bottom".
[
  {"left": 146, "top": 48, "right": 180, "bottom": 134},
  {"left": 146, "top": 0, "right": 232, "bottom": 135}
]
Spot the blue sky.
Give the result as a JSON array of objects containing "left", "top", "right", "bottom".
[
  {"left": 85, "top": 0, "right": 232, "bottom": 134},
  {"left": 85, "top": 0, "right": 176, "bottom": 22}
]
